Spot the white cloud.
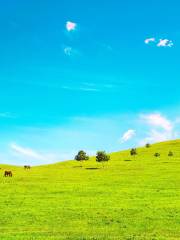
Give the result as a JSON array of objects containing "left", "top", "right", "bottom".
[
  {"left": 120, "top": 129, "right": 136, "bottom": 143},
  {"left": 145, "top": 37, "right": 174, "bottom": 48},
  {"left": 10, "top": 143, "right": 44, "bottom": 160},
  {"left": 140, "top": 113, "right": 173, "bottom": 131},
  {"left": 139, "top": 113, "right": 175, "bottom": 145},
  {"left": 145, "top": 38, "right": 156, "bottom": 44},
  {"left": 66, "top": 21, "right": 77, "bottom": 32},
  {"left": 139, "top": 129, "right": 173, "bottom": 145},
  {"left": 157, "top": 39, "right": 173, "bottom": 47}
]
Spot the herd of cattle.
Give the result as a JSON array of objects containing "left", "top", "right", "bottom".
[{"left": 3, "top": 165, "right": 31, "bottom": 177}]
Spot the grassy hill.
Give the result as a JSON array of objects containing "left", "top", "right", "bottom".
[{"left": 0, "top": 140, "right": 180, "bottom": 240}]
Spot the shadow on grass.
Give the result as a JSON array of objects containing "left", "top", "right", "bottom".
[
  {"left": 73, "top": 166, "right": 82, "bottom": 168},
  {"left": 124, "top": 160, "right": 132, "bottom": 162},
  {"left": 86, "top": 167, "right": 99, "bottom": 170}
]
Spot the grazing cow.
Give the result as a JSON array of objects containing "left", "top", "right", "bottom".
[
  {"left": 4, "top": 171, "right": 12, "bottom": 177},
  {"left": 24, "top": 165, "right": 31, "bottom": 170}
]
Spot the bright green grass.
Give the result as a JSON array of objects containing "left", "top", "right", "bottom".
[{"left": 0, "top": 140, "right": 180, "bottom": 240}]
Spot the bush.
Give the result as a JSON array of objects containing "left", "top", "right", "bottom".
[
  {"left": 96, "top": 151, "right": 110, "bottom": 167},
  {"left": 154, "top": 153, "right": 160, "bottom": 157},
  {"left": 145, "top": 143, "right": 151, "bottom": 148},
  {"left": 130, "top": 148, "right": 137, "bottom": 156},
  {"left": 75, "top": 150, "right": 89, "bottom": 166},
  {"left": 168, "top": 151, "right": 173, "bottom": 157}
]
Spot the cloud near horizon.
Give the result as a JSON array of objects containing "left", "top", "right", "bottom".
[
  {"left": 139, "top": 113, "right": 175, "bottom": 145},
  {"left": 0, "top": 112, "right": 179, "bottom": 166},
  {"left": 10, "top": 143, "right": 45, "bottom": 160},
  {"left": 140, "top": 113, "right": 173, "bottom": 131}
]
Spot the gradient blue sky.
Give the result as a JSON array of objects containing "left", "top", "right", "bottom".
[{"left": 1, "top": 0, "right": 180, "bottom": 165}]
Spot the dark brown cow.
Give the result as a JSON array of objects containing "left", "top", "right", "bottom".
[
  {"left": 24, "top": 165, "right": 31, "bottom": 170},
  {"left": 4, "top": 171, "right": 13, "bottom": 177}
]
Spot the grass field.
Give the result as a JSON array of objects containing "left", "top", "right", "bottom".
[{"left": 0, "top": 140, "right": 180, "bottom": 240}]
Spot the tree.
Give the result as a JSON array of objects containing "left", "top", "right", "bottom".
[
  {"left": 130, "top": 148, "right": 137, "bottom": 156},
  {"left": 74, "top": 150, "right": 89, "bottom": 166},
  {"left": 168, "top": 151, "right": 173, "bottom": 157},
  {"left": 145, "top": 143, "right": 151, "bottom": 148},
  {"left": 96, "top": 151, "right": 110, "bottom": 167},
  {"left": 154, "top": 153, "right": 160, "bottom": 157}
]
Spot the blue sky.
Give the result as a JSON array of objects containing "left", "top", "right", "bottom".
[{"left": 1, "top": 0, "right": 180, "bottom": 165}]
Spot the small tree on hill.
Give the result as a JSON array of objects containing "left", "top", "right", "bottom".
[
  {"left": 154, "top": 152, "right": 160, "bottom": 157},
  {"left": 75, "top": 150, "right": 89, "bottom": 167},
  {"left": 96, "top": 151, "right": 110, "bottom": 167},
  {"left": 130, "top": 148, "right": 137, "bottom": 156},
  {"left": 145, "top": 143, "right": 151, "bottom": 148},
  {"left": 168, "top": 151, "right": 173, "bottom": 157}
]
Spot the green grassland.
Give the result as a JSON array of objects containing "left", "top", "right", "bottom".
[{"left": 0, "top": 140, "right": 180, "bottom": 240}]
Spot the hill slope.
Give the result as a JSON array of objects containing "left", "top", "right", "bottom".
[{"left": 0, "top": 140, "right": 180, "bottom": 239}]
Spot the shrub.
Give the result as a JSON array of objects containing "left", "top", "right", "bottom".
[
  {"left": 168, "top": 151, "right": 173, "bottom": 157},
  {"left": 145, "top": 143, "right": 151, "bottom": 148},
  {"left": 75, "top": 150, "right": 89, "bottom": 166},
  {"left": 154, "top": 153, "right": 160, "bottom": 157},
  {"left": 130, "top": 148, "right": 137, "bottom": 156},
  {"left": 96, "top": 151, "right": 110, "bottom": 167}
]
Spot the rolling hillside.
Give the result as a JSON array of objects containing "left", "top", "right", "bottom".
[{"left": 0, "top": 140, "right": 180, "bottom": 239}]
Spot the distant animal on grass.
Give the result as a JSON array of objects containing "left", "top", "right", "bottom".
[
  {"left": 24, "top": 165, "right": 31, "bottom": 170},
  {"left": 4, "top": 171, "right": 13, "bottom": 177}
]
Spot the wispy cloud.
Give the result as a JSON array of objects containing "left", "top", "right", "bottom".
[
  {"left": 10, "top": 143, "right": 44, "bottom": 160},
  {"left": 62, "top": 85, "right": 100, "bottom": 92},
  {"left": 157, "top": 39, "right": 173, "bottom": 47},
  {"left": 120, "top": 129, "right": 136, "bottom": 143},
  {"left": 139, "top": 113, "right": 175, "bottom": 145},
  {"left": 0, "top": 112, "right": 15, "bottom": 118},
  {"left": 102, "top": 43, "right": 113, "bottom": 51},
  {"left": 140, "top": 113, "right": 173, "bottom": 131},
  {"left": 61, "top": 82, "right": 118, "bottom": 92},
  {"left": 63, "top": 46, "right": 80, "bottom": 57},
  {"left": 78, "top": 87, "right": 100, "bottom": 92},
  {"left": 64, "top": 46, "right": 73, "bottom": 56},
  {"left": 66, "top": 21, "right": 77, "bottom": 32},
  {"left": 139, "top": 129, "right": 173, "bottom": 145},
  {"left": 82, "top": 82, "right": 116, "bottom": 89}
]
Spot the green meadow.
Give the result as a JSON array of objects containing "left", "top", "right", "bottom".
[{"left": 0, "top": 140, "right": 180, "bottom": 240}]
